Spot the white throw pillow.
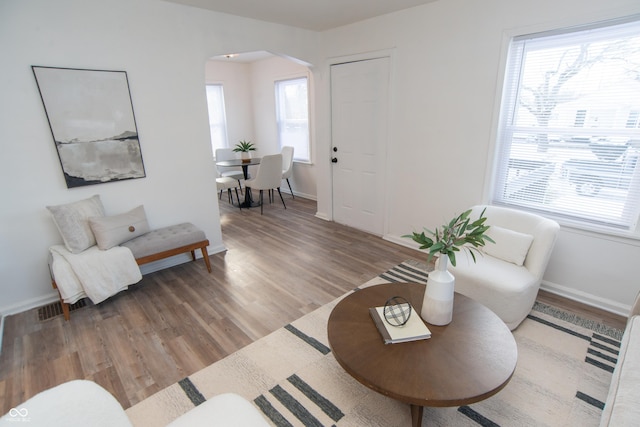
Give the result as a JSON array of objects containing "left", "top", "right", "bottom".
[
  {"left": 89, "top": 205, "right": 150, "bottom": 250},
  {"left": 47, "top": 195, "right": 105, "bottom": 253},
  {"left": 482, "top": 225, "right": 534, "bottom": 266}
]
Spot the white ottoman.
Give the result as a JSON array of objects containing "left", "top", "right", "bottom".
[
  {"left": 168, "top": 393, "right": 270, "bottom": 427},
  {"left": 0, "top": 380, "right": 131, "bottom": 427}
]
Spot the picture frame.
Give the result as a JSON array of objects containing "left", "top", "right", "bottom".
[{"left": 32, "top": 66, "right": 146, "bottom": 188}]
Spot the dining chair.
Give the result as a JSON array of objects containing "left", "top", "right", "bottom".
[
  {"left": 216, "top": 176, "right": 242, "bottom": 210},
  {"left": 245, "top": 154, "right": 286, "bottom": 214},
  {"left": 281, "top": 146, "right": 295, "bottom": 198},
  {"left": 215, "top": 148, "right": 245, "bottom": 190}
]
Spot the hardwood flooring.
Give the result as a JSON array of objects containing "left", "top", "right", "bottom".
[{"left": 0, "top": 195, "right": 627, "bottom": 414}]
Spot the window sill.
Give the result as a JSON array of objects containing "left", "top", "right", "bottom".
[
  {"left": 554, "top": 217, "right": 640, "bottom": 246},
  {"left": 293, "top": 160, "right": 313, "bottom": 166},
  {"left": 559, "top": 223, "right": 640, "bottom": 247}
]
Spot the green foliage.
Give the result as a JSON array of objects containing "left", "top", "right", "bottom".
[
  {"left": 233, "top": 140, "right": 256, "bottom": 152},
  {"left": 403, "top": 208, "right": 494, "bottom": 267}
]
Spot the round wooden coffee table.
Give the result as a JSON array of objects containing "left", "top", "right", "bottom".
[{"left": 327, "top": 282, "right": 517, "bottom": 427}]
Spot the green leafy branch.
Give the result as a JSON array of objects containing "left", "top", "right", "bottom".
[{"left": 403, "top": 208, "right": 494, "bottom": 267}]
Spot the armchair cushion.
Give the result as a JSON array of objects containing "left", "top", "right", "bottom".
[
  {"left": 47, "top": 195, "right": 105, "bottom": 253},
  {"left": 482, "top": 225, "right": 533, "bottom": 266},
  {"left": 89, "top": 205, "right": 150, "bottom": 250}
]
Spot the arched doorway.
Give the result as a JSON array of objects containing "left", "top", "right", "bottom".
[{"left": 205, "top": 51, "right": 317, "bottom": 201}]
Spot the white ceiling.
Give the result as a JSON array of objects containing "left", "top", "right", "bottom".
[{"left": 164, "top": 0, "right": 438, "bottom": 31}]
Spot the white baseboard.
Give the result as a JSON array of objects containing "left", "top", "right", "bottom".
[
  {"left": 539, "top": 280, "right": 630, "bottom": 318},
  {"left": 281, "top": 189, "right": 316, "bottom": 201},
  {"left": 0, "top": 292, "right": 60, "bottom": 318},
  {"left": 383, "top": 233, "right": 418, "bottom": 249}
]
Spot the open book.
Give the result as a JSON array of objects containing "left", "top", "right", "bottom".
[{"left": 369, "top": 305, "right": 432, "bottom": 344}]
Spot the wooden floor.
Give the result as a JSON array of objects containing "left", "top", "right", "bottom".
[{"left": 0, "top": 195, "right": 626, "bottom": 414}]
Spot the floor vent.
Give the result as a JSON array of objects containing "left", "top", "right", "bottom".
[{"left": 38, "top": 299, "right": 87, "bottom": 321}]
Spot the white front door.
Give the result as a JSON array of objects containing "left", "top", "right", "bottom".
[{"left": 330, "top": 57, "right": 390, "bottom": 235}]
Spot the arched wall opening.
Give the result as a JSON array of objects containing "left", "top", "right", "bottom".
[{"left": 204, "top": 50, "right": 318, "bottom": 201}]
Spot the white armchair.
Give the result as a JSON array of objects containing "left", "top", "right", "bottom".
[{"left": 448, "top": 205, "right": 559, "bottom": 330}]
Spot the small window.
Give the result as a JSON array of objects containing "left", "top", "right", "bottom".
[
  {"left": 275, "top": 77, "right": 310, "bottom": 162},
  {"left": 205, "top": 84, "right": 228, "bottom": 154},
  {"left": 492, "top": 17, "right": 640, "bottom": 233}
]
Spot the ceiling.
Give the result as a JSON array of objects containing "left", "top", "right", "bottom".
[{"left": 164, "top": 0, "right": 438, "bottom": 31}]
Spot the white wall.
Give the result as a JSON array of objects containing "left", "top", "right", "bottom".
[
  {"left": 3, "top": 0, "right": 640, "bottom": 323},
  {"left": 0, "top": 0, "right": 319, "bottom": 316},
  {"left": 316, "top": 0, "right": 640, "bottom": 314},
  {"left": 204, "top": 60, "right": 255, "bottom": 147}
]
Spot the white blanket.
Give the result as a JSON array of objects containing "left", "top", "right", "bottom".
[{"left": 50, "top": 245, "right": 142, "bottom": 304}]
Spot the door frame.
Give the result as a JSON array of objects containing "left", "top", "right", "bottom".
[{"left": 326, "top": 49, "right": 395, "bottom": 237}]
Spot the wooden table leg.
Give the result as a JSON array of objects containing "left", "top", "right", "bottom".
[{"left": 411, "top": 404, "right": 423, "bottom": 427}]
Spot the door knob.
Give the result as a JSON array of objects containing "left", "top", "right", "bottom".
[
  {"left": 331, "top": 157, "right": 338, "bottom": 163},
  {"left": 333, "top": 147, "right": 338, "bottom": 152}
]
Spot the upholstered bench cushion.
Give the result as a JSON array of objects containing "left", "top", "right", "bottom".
[{"left": 121, "top": 223, "right": 206, "bottom": 259}]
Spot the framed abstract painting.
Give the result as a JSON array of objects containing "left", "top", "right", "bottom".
[{"left": 32, "top": 66, "right": 146, "bottom": 188}]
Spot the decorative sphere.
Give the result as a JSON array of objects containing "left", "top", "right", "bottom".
[{"left": 383, "top": 296, "right": 412, "bottom": 327}]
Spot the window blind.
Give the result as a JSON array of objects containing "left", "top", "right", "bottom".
[{"left": 492, "top": 17, "right": 640, "bottom": 232}]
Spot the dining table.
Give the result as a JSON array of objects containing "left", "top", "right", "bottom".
[{"left": 216, "top": 157, "right": 261, "bottom": 208}]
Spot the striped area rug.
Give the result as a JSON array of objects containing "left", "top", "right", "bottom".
[{"left": 126, "top": 261, "right": 623, "bottom": 427}]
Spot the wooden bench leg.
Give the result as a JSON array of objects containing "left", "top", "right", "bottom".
[
  {"left": 200, "top": 246, "right": 212, "bottom": 273},
  {"left": 51, "top": 279, "right": 70, "bottom": 321}
]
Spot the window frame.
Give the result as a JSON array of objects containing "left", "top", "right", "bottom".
[
  {"left": 489, "top": 16, "right": 640, "bottom": 237},
  {"left": 274, "top": 76, "right": 311, "bottom": 163},
  {"left": 205, "top": 83, "right": 229, "bottom": 155}
]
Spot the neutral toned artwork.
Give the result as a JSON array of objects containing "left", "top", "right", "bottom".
[{"left": 32, "top": 66, "right": 146, "bottom": 188}]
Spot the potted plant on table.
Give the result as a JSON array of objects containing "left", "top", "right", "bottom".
[
  {"left": 233, "top": 140, "right": 256, "bottom": 162},
  {"left": 404, "top": 208, "right": 493, "bottom": 325}
]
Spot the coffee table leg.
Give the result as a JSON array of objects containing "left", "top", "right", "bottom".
[{"left": 410, "top": 404, "right": 424, "bottom": 427}]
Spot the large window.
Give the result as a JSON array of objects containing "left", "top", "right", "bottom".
[
  {"left": 205, "top": 84, "right": 228, "bottom": 153},
  {"left": 275, "top": 77, "right": 310, "bottom": 162},
  {"left": 492, "top": 17, "right": 640, "bottom": 233}
]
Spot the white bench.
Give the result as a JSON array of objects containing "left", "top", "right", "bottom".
[{"left": 51, "top": 222, "right": 210, "bottom": 321}]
